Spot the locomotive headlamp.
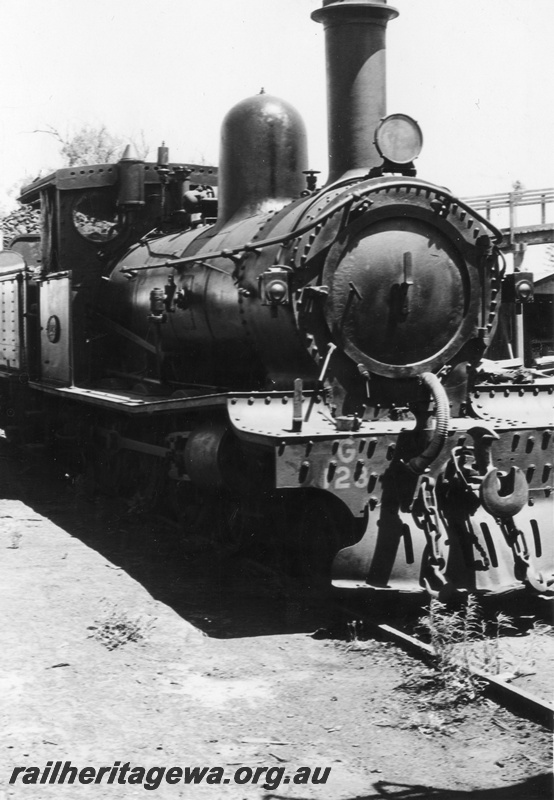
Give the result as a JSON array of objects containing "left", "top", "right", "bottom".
[
  {"left": 259, "top": 267, "right": 292, "bottom": 306},
  {"left": 374, "top": 114, "right": 423, "bottom": 165},
  {"left": 148, "top": 287, "right": 167, "bottom": 322},
  {"left": 266, "top": 280, "right": 288, "bottom": 303},
  {"left": 516, "top": 279, "right": 533, "bottom": 302},
  {"left": 502, "top": 272, "right": 535, "bottom": 303}
]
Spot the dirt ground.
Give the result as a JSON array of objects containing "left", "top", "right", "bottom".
[{"left": 0, "top": 439, "right": 552, "bottom": 800}]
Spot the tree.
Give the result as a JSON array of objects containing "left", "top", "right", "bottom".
[
  {"left": 1, "top": 124, "right": 150, "bottom": 245},
  {"left": 35, "top": 124, "right": 150, "bottom": 166},
  {"left": 59, "top": 124, "right": 124, "bottom": 165}
]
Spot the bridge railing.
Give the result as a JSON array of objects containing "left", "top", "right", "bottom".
[
  {"left": 463, "top": 188, "right": 554, "bottom": 249},
  {"left": 465, "top": 188, "right": 553, "bottom": 218}
]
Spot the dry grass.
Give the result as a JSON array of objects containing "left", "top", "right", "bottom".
[
  {"left": 409, "top": 596, "right": 517, "bottom": 707},
  {"left": 88, "top": 602, "right": 156, "bottom": 651}
]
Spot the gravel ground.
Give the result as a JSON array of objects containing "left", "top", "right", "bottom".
[{"left": 0, "top": 439, "right": 552, "bottom": 800}]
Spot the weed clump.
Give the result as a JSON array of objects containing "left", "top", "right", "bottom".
[
  {"left": 88, "top": 603, "right": 156, "bottom": 651},
  {"left": 412, "top": 595, "right": 515, "bottom": 707}
]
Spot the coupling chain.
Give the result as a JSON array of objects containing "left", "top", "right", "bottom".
[
  {"left": 499, "top": 516, "right": 535, "bottom": 583},
  {"left": 447, "top": 445, "right": 492, "bottom": 570},
  {"left": 410, "top": 475, "right": 449, "bottom": 590}
]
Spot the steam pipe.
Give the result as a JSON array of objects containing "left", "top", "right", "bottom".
[
  {"left": 311, "top": 0, "right": 398, "bottom": 184},
  {"left": 408, "top": 373, "right": 450, "bottom": 475}
]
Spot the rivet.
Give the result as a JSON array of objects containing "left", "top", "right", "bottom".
[{"left": 299, "top": 461, "right": 310, "bottom": 483}]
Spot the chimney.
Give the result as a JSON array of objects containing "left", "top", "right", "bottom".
[{"left": 311, "top": 0, "right": 398, "bottom": 184}]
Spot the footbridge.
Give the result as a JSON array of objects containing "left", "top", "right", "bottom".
[{"left": 463, "top": 188, "right": 554, "bottom": 265}]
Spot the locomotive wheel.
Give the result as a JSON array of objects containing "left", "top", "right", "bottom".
[
  {"left": 90, "top": 443, "right": 127, "bottom": 497},
  {"left": 169, "top": 483, "right": 245, "bottom": 556},
  {"left": 126, "top": 451, "right": 165, "bottom": 511},
  {"left": 89, "top": 426, "right": 164, "bottom": 505},
  {"left": 88, "top": 420, "right": 128, "bottom": 497},
  {"left": 288, "top": 492, "right": 353, "bottom": 588},
  {"left": 169, "top": 481, "right": 209, "bottom": 535},
  {"left": 212, "top": 494, "right": 246, "bottom": 556}
]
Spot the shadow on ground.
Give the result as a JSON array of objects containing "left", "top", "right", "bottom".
[
  {"left": 265, "top": 772, "right": 552, "bottom": 799},
  {"left": 3, "top": 439, "right": 547, "bottom": 641},
  {"left": 0, "top": 439, "right": 375, "bottom": 639}
]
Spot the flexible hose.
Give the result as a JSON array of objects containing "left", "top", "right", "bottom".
[{"left": 408, "top": 372, "right": 450, "bottom": 474}]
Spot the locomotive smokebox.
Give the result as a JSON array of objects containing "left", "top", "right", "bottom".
[
  {"left": 312, "top": 0, "right": 398, "bottom": 184},
  {"left": 218, "top": 92, "right": 308, "bottom": 224}
]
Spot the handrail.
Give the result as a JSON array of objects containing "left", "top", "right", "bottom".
[
  {"left": 463, "top": 188, "right": 554, "bottom": 222},
  {"left": 462, "top": 189, "right": 554, "bottom": 249},
  {"left": 464, "top": 188, "right": 554, "bottom": 207}
]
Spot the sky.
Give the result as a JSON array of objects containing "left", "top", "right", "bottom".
[{"left": 1, "top": 0, "right": 553, "bottom": 270}]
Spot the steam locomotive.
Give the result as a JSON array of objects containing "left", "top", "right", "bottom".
[{"left": 1, "top": 0, "right": 552, "bottom": 596}]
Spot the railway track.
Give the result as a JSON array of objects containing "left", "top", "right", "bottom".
[
  {"left": 374, "top": 620, "right": 553, "bottom": 730},
  {"left": 330, "top": 594, "right": 554, "bottom": 731}
]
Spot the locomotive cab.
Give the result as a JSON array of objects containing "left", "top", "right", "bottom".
[{"left": 12, "top": 156, "right": 218, "bottom": 387}]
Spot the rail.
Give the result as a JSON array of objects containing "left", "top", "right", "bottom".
[{"left": 376, "top": 623, "right": 554, "bottom": 730}]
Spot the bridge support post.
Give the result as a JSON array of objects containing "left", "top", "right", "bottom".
[
  {"left": 513, "top": 242, "right": 527, "bottom": 271},
  {"left": 513, "top": 244, "right": 528, "bottom": 362}
]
